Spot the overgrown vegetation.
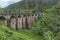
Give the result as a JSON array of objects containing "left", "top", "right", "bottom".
[
  {"left": 0, "top": 0, "right": 60, "bottom": 40},
  {"left": 0, "top": 25, "right": 44, "bottom": 40},
  {"left": 0, "top": 5, "right": 60, "bottom": 40},
  {"left": 32, "top": 5, "right": 60, "bottom": 40}
]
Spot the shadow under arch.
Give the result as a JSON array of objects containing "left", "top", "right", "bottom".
[
  {"left": 0, "top": 16, "right": 6, "bottom": 20},
  {"left": 0, "top": 16, "right": 7, "bottom": 25},
  {"left": 10, "top": 16, "right": 16, "bottom": 18},
  {"left": 18, "top": 15, "right": 21, "bottom": 17}
]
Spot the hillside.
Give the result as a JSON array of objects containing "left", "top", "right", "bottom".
[
  {"left": 6, "top": 0, "right": 59, "bottom": 9},
  {"left": 33, "top": 5, "right": 60, "bottom": 40},
  {"left": 6, "top": 0, "right": 59, "bottom": 13}
]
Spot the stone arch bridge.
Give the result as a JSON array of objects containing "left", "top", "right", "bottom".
[{"left": 0, "top": 13, "right": 42, "bottom": 30}]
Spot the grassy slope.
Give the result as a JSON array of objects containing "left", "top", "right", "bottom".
[
  {"left": 0, "top": 25, "right": 43, "bottom": 40},
  {"left": 18, "top": 30, "right": 43, "bottom": 40}
]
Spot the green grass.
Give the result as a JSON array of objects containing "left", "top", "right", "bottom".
[
  {"left": 0, "top": 25, "right": 43, "bottom": 40},
  {"left": 18, "top": 30, "right": 43, "bottom": 40}
]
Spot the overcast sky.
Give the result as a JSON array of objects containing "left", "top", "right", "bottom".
[{"left": 0, "top": 0, "right": 21, "bottom": 8}]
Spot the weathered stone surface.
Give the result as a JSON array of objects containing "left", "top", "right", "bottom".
[
  {"left": 2, "top": 15, "right": 11, "bottom": 19},
  {"left": 30, "top": 15, "right": 33, "bottom": 25},
  {"left": 32, "top": 15, "right": 36, "bottom": 24},
  {"left": 35, "top": 14, "right": 39, "bottom": 21},
  {"left": 4, "top": 20, "right": 7, "bottom": 26},
  {"left": 10, "top": 18, "right": 16, "bottom": 30},
  {"left": 0, "top": 20, "right": 7, "bottom": 26},
  {"left": 26, "top": 15, "right": 32, "bottom": 29},
  {"left": 0, "top": 13, "right": 41, "bottom": 30},
  {"left": 22, "top": 16, "right": 26, "bottom": 29},
  {"left": 17, "top": 17, "right": 23, "bottom": 29}
]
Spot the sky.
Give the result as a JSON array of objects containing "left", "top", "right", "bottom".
[{"left": 0, "top": 0, "right": 21, "bottom": 8}]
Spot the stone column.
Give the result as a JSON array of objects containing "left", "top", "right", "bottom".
[
  {"left": 26, "top": 15, "right": 32, "bottom": 29},
  {"left": 35, "top": 14, "right": 39, "bottom": 21},
  {"left": 10, "top": 18, "right": 16, "bottom": 30},
  {"left": 30, "top": 15, "right": 33, "bottom": 25},
  {"left": 4, "top": 20, "right": 7, "bottom": 26},
  {"left": 22, "top": 15, "right": 26, "bottom": 29},
  {"left": 17, "top": 16, "right": 23, "bottom": 30},
  {"left": 5, "top": 15, "right": 11, "bottom": 27},
  {"left": 32, "top": 14, "right": 35, "bottom": 24}
]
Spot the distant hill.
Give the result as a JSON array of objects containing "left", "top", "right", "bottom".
[{"left": 6, "top": 0, "right": 59, "bottom": 10}]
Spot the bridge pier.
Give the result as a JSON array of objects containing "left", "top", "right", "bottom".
[
  {"left": 26, "top": 15, "right": 32, "bottom": 29},
  {"left": 10, "top": 16, "right": 16, "bottom": 30},
  {"left": 22, "top": 15, "right": 27, "bottom": 29},
  {"left": 17, "top": 15, "right": 23, "bottom": 30}
]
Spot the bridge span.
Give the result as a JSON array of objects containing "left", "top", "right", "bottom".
[{"left": 0, "top": 13, "right": 42, "bottom": 30}]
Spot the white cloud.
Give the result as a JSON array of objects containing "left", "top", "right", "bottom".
[{"left": 0, "top": 0, "right": 21, "bottom": 8}]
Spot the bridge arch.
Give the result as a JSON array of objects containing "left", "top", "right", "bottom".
[
  {"left": 0, "top": 16, "right": 7, "bottom": 26},
  {"left": 0, "top": 16, "right": 6, "bottom": 20}
]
